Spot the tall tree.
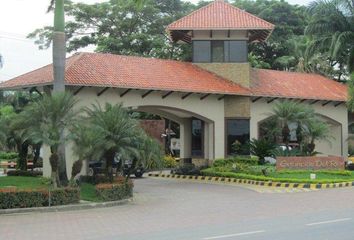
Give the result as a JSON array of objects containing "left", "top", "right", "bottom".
[
  {"left": 306, "top": 0, "right": 354, "bottom": 80},
  {"left": 29, "top": 0, "right": 193, "bottom": 60},
  {"left": 20, "top": 92, "right": 78, "bottom": 188}
]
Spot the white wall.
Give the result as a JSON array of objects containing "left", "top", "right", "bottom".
[{"left": 43, "top": 87, "right": 226, "bottom": 178}]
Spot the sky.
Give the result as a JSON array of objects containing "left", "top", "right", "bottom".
[{"left": 0, "top": 0, "right": 312, "bottom": 82}]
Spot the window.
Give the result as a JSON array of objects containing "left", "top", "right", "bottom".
[
  {"left": 226, "top": 119, "right": 250, "bottom": 155},
  {"left": 211, "top": 41, "right": 224, "bottom": 62},
  {"left": 193, "top": 41, "right": 211, "bottom": 63},
  {"left": 193, "top": 40, "right": 248, "bottom": 63}
]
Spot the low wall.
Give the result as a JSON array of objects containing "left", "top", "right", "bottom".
[{"left": 276, "top": 156, "right": 345, "bottom": 171}]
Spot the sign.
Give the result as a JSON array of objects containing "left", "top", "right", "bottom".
[
  {"left": 276, "top": 156, "right": 345, "bottom": 171},
  {"left": 170, "top": 138, "right": 180, "bottom": 150}
]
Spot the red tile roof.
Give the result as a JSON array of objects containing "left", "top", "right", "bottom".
[
  {"left": 0, "top": 52, "right": 250, "bottom": 95},
  {"left": 0, "top": 53, "right": 347, "bottom": 102},
  {"left": 167, "top": 0, "right": 274, "bottom": 31},
  {"left": 250, "top": 69, "right": 347, "bottom": 102}
]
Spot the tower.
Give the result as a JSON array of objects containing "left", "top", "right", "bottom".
[{"left": 166, "top": 0, "right": 274, "bottom": 88}]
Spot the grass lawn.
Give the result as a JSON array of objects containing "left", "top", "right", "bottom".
[
  {"left": 80, "top": 183, "right": 101, "bottom": 202},
  {"left": 202, "top": 167, "right": 354, "bottom": 183},
  {"left": 270, "top": 171, "right": 354, "bottom": 180},
  {"left": 0, "top": 176, "right": 49, "bottom": 190}
]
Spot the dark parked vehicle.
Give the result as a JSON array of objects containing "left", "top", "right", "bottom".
[{"left": 88, "top": 159, "right": 145, "bottom": 178}]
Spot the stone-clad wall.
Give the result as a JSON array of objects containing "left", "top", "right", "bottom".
[
  {"left": 224, "top": 96, "right": 251, "bottom": 118},
  {"left": 194, "top": 63, "right": 250, "bottom": 88}
]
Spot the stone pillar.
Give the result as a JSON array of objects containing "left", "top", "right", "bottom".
[{"left": 180, "top": 118, "right": 192, "bottom": 159}]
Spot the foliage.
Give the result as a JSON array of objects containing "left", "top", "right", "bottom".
[
  {"left": 272, "top": 147, "right": 302, "bottom": 157},
  {"left": 95, "top": 180, "right": 133, "bottom": 201},
  {"left": 347, "top": 73, "right": 354, "bottom": 111},
  {"left": 19, "top": 92, "right": 79, "bottom": 187},
  {"left": 7, "top": 170, "right": 43, "bottom": 177},
  {"left": 163, "top": 155, "right": 178, "bottom": 168},
  {"left": 201, "top": 168, "right": 354, "bottom": 184},
  {"left": 173, "top": 163, "right": 204, "bottom": 176},
  {"left": 0, "top": 187, "right": 80, "bottom": 209},
  {"left": 29, "top": 0, "right": 195, "bottom": 60},
  {"left": 248, "top": 138, "right": 276, "bottom": 164},
  {"left": 212, "top": 156, "right": 258, "bottom": 168},
  {"left": 234, "top": 0, "right": 309, "bottom": 70},
  {"left": 305, "top": 0, "right": 354, "bottom": 79},
  {"left": 0, "top": 152, "right": 18, "bottom": 160}
]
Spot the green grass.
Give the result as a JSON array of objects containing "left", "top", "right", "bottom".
[
  {"left": 80, "top": 183, "right": 101, "bottom": 202},
  {"left": 270, "top": 171, "right": 354, "bottom": 180},
  {"left": 202, "top": 167, "right": 354, "bottom": 184},
  {"left": 0, "top": 176, "right": 49, "bottom": 190}
]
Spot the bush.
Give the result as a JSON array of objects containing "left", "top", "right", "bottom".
[
  {"left": 173, "top": 163, "right": 206, "bottom": 176},
  {"left": 213, "top": 156, "right": 258, "bottom": 168},
  {"left": 95, "top": 180, "right": 133, "bottom": 201},
  {"left": 249, "top": 138, "right": 276, "bottom": 164},
  {"left": 7, "top": 170, "right": 43, "bottom": 177},
  {"left": 0, "top": 188, "right": 80, "bottom": 209},
  {"left": 0, "top": 152, "right": 18, "bottom": 160},
  {"left": 163, "top": 155, "right": 177, "bottom": 168},
  {"left": 80, "top": 175, "right": 124, "bottom": 185}
]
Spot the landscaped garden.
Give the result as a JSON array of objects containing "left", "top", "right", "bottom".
[
  {"left": 0, "top": 92, "right": 164, "bottom": 209},
  {"left": 173, "top": 100, "right": 354, "bottom": 184}
]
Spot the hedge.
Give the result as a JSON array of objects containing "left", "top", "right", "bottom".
[
  {"left": 0, "top": 152, "right": 18, "bottom": 160},
  {"left": 213, "top": 156, "right": 258, "bottom": 167},
  {"left": 201, "top": 168, "right": 354, "bottom": 184},
  {"left": 0, "top": 188, "right": 80, "bottom": 209},
  {"left": 95, "top": 180, "right": 133, "bottom": 202},
  {"left": 7, "top": 170, "right": 43, "bottom": 177}
]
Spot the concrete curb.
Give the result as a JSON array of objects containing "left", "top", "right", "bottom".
[
  {"left": 148, "top": 173, "right": 354, "bottom": 190},
  {"left": 0, "top": 197, "right": 133, "bottom": 215}
]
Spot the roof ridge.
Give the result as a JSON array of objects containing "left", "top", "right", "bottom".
[{"left": 167, "top": 0, "right": 274, "bottom": 30}]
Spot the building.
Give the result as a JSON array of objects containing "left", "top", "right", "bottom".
[{"left": 0, "top": 0, "right": 348, "bottom": 177}]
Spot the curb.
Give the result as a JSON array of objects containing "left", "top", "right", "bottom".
[
  {"left": 0, "top": 197, "right": 133, "bottom": 215},
  {"left": 148, "top": 173, "right": 354, "bottom": 190}
]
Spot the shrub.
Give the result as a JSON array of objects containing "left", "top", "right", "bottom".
[
  {"left": 163, "top": 155, "right": 177, "bottom": 168},
  {"left": 0, "top": 152, "right": 18, "bottom": 160},
  {"left": 80, "top": 175, "right": 125, "bottom": 185},
  {"left": 249, "top": 138, "right": 276, "bottom": 165},
  {"left": 95, "top": 180, "right": 133, "bottom": 201},
  {"left": 7, "top": 170, "right": 43, "bottom": 177},
  {"left": 213, "top": 156, "right": 258, "bottom": 168},
  {"left": 0, "top": 188, "right": 80, "bottom": 209},
  {"left": 173, "top": 163, "right": 205, "bottom": 176}
]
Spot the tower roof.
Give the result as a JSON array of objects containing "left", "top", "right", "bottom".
[{"left": 167, "top": 0, "right": 274, "bottom": 43}]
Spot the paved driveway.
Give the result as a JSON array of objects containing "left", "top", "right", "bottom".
[{"left": 1, "top": 177, "right": 354, "bottom": 240}]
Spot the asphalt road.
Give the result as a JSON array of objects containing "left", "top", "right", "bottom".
[{"left": 1, "top": 177, "right": 354, "bottom": 240}]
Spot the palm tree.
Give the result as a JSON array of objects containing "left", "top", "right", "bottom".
[
  {"left": 85, "top": 103, "right": 140, "bottom": 182},
  {"left": 271, "top": 100, "right": 314, "bottom": 148},
  {"left": 304, "top": 118, "right": 332, "bottom": 154},
  {"left": 135, "top": 133, "right": 163, "bottom": 171},
  {"left": 348, "top": 73, "right": 354, "bottom": 111},
  {"left": 20, "top": 92, "right": 78, "bottom": 187},
  {"left": 306, "top": 0, "right": 354, "bottom": 77}
]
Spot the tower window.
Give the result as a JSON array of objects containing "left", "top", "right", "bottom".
[
  {"left": 193, "top": 40, "right": 248, "bottom": 63},
  {"left": 211, "top": 41, "right": 224, "bottom": 62}
]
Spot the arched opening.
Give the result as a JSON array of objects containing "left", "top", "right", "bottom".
[
  {"left": 258, "top": 113, "right": 342, "bottom": 156},
  {"left": 128, "top": 105, "right": 215, "bottom": 165}
]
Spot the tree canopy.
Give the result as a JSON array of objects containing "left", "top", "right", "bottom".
[{"left": 28, "top": 0, "right": 352, "bottom": 79}]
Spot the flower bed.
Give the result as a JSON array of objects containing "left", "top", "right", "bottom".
[
  {"left": 95, "top": 179, "right": 133, "bottom": 202},
  {"left": 0, "top": 187, "right": 80, "bottom": 209}
]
